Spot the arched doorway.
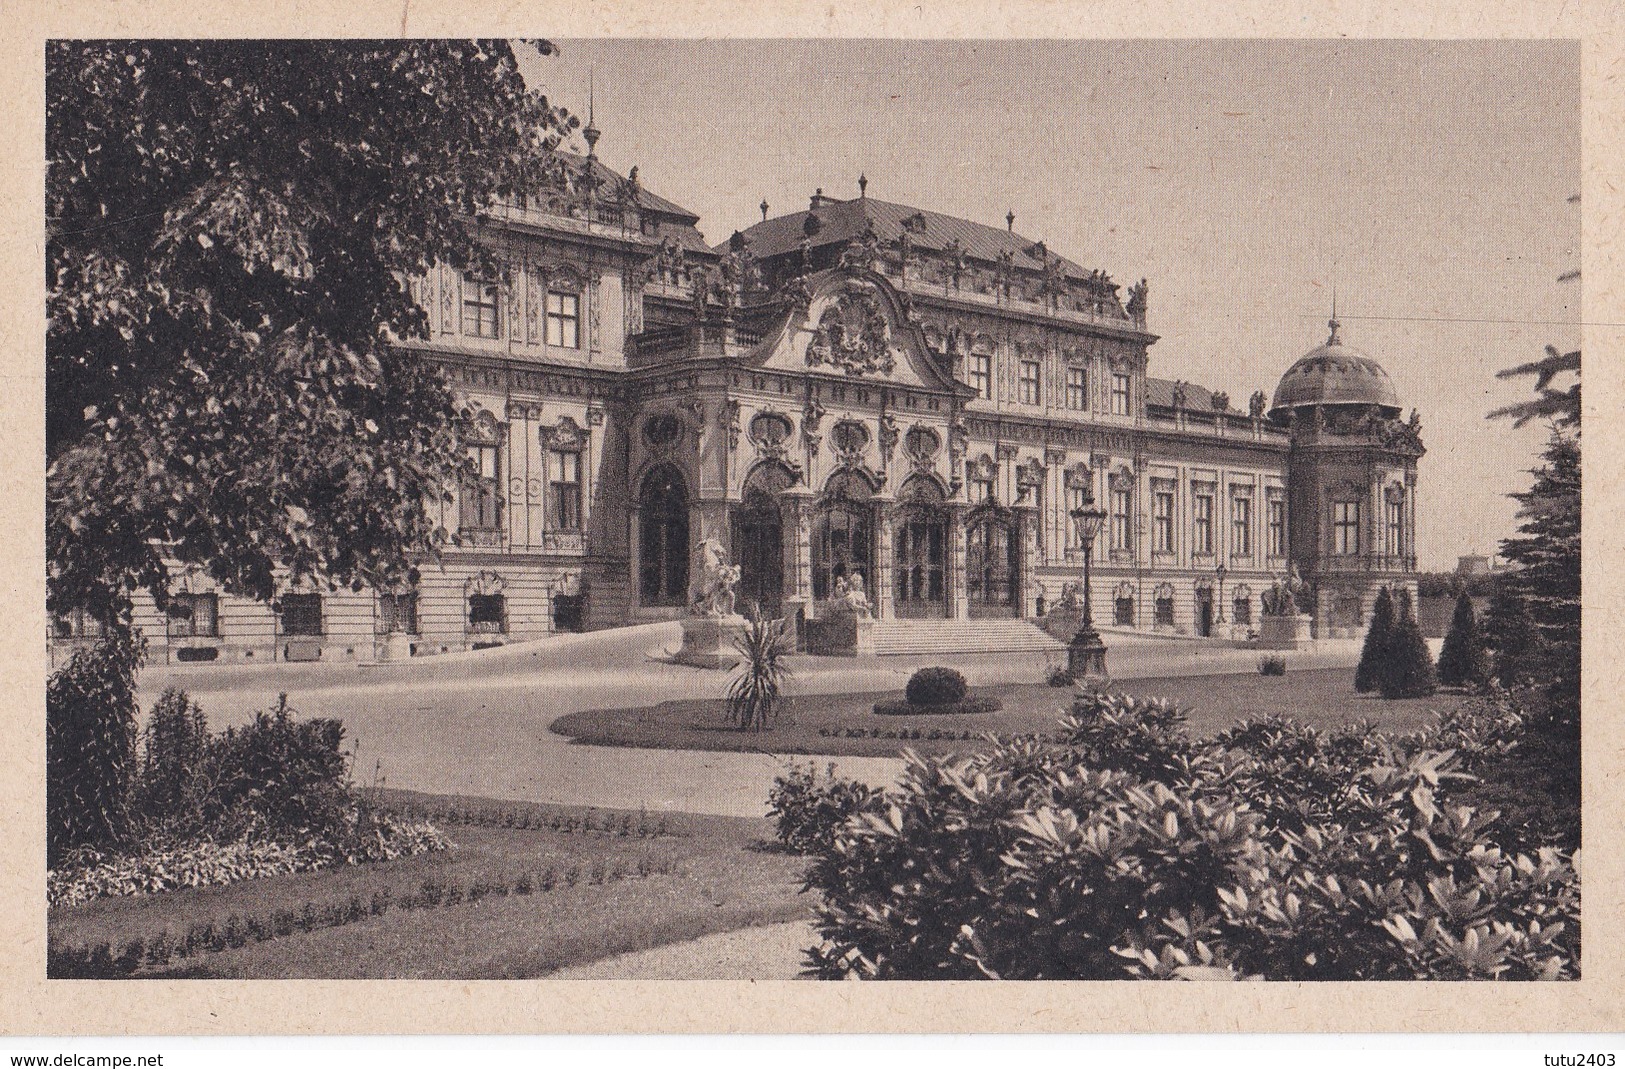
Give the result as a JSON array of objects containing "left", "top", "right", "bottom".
[
  {"left": 893, "top": 476, "right": 947, "bottom": 618},
  {"left": 966, "top": 505, "right": 1019, "bottom": 618},
  {"left": 732, "top": 464, "right": 792, "bottom": 617},
  {"left": 638, "top": 465, "right": 689, "bottom": 607},
  {"left": 813, "top": 471, "right": 874, "bottom": 603}
]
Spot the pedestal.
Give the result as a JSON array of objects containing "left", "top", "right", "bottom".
[
  {"left": 675, "top": 615, "right": 748, "bottom": 669},
  {"left": 377, "top": 632, "right": 413, "bottom": 662},
  {"left": 801, "top": 609, "right": 875, "bottom": 657},
  {"left": 1067, "top": 626, "right": 1109, "bottom": 685},
  {"left": 1256, "top": 613, "right": 1314, "bottom": 650}
]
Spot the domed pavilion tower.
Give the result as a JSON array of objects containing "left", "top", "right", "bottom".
[{"left": 1270, "top": 312, "right": 1424, "bottom": 637}]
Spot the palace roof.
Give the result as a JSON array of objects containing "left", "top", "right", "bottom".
[{"left": 723, "top": 194, "right": 1108, "bottom": 282}]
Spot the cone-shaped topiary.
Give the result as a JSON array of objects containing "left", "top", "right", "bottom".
[
  {"left": 1436, "top": 590, "right": 1491, "bottom": 689},
  {"left": 1382, "top": 613, "right": 1437, "bottom": 698},
  {"left": 1354, "top": 587, "right": 1396, "bottom": 694}
]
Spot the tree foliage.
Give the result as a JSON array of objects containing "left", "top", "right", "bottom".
[
  {"left": 46, "top": 41, "right": 576, "bottom": 618},
  {"left": 47, "top": 629, "right": 146, "bottom": 865},
  {"left": 1354, "top": 587, "right": 1396, "bottom": 694},
  {"left": 1382, "top": 610, "right": 1437, "bottom": 700},
  {"left": 1437, "top": 591, "right": 1491, "bottom": 690},
  {"left": 1489, "top": 345, "right": 1580, "bottom": 430}
]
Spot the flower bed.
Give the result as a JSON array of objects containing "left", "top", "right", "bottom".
[{"left": 871, "top": 696, "right": 1004, "bottom": 717}]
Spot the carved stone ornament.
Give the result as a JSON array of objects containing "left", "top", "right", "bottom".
[
  {"left": 878, "top": 411, "right": 900, "bottom": 462},
  {"left": 541, "top": 415, "right": 587, "bottom": 449},
  {"left": 806, "top": 286, "right": 895, "bottom": 378},
  {"left": 464, "top": 570, "right": 505, "bottom": 598}
]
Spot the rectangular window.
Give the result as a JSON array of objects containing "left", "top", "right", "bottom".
[
  {"left": 1233, "top": 597, "right": 1252, "bottom": 625},
  {"left": 1019, "top": 360, "right": 1041, "bottom": 405},
  {"left": 280, "top": 594, "right": 323, "bottom": 637},
  {"left": 379, "top": 592, "right": 419, "bottom": 635},
  {"left": 1153, "top": 490, "right": 1175, "bottom": 553},
  {"left": 468, "top": 593, "right": 506, "bottom": 634},
  {"left": 461, "top": 275, "right": 501, "bottom": 338},
  {"left": 1268, "top": 497, "right": 1287, "bottom": 557},
  {"left": 1155, "top": 596, "right": 1175, "bottom": 626},
  {"left": 971, "top": 475, "right": 995, "bottom": 504},
  {"left": 545, "top": 291, "right": 580, "bottom": 348},
  {"left": 1193, "top": 490, "right": 1214, "bottom": 555},
  {"left": 1333, "top": 501, "right": 1361, "bottom": 555},
  {"left": 1386, "top": 498, "right": 1404, "bottom": 557},
  {"left": 1065, "top": 366, "right": 1088, "bottom": 410},
  {"left": 1111, "top": 373, "right": 1132, "bottom": 415},
  {"left": 462, "top": 443, "right": 502, "bottom": 530},
  {"left": 1111, "top": 487, "right": 1132, "bottom": 552},
  {"left": 549, "top": 448, "right": 583, "bottom": 531},
  {"left": 1231, "top": 495, "right": 1252, "bottom": 557},
  {"left": 51, "top": 607, "right": 106, "bottom": 640},
  {"left": 1114, "top": 597, "right": 1135, "bottom": 626},
  {"left": 970, "top": 354, "right": 992, "bottom": 399},
  {"left": 167, "top": 593, "right": 219, "bottom": 639}
]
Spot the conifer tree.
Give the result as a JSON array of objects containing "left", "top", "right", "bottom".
[
  {"left": 1354, "top": 587, "right": 1396, "bottom": 693},
  {"left": 1436, "top": 590, "right": 1491, "bottom": 689},
  {"left": 1482, "top": 583, "right": 1550, "bottom": 689},
  {"left": 1382, "top": 598, "right": 1437, "bottom": 699}
]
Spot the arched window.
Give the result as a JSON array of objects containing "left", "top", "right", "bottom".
[
  {"left": 639, "top": 465, "right": 689, "bottom": 607},
  {"left": 813, "top": 471, "right": 874, "bottom": 601}
]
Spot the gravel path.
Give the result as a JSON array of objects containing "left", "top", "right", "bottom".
[{"left": 546, "top": 919, "right": 819, "bottom": 980}]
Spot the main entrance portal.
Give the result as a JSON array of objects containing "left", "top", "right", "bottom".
[
  {"left": 966, "top": 509, "right": 1019, "bottom": 618},
  {"left": 813, "top": 472, "right": 874, "bottom": 603}
]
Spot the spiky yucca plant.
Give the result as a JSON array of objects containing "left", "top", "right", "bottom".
[{"left": 727, "top": 609, "right": 794, "bottom": 732}]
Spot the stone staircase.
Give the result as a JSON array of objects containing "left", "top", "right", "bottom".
[{"left": 870, "top": 617, "right": 1067, "bottom": 657}]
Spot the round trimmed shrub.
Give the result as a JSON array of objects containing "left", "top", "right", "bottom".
[{"left": 905, "top": 666, "right": 968, "bottom": 707}]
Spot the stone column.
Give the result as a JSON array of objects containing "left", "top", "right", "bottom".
[
  {"left": 1013, "top": 503, "right": 1040, "bottom": 617},
  {"left": 781, "top": 488, "right": 814, "bottom": 617},
  {"left": 872, "top": 498, "right": 895, "bottom": 620},
  {"left": 947, "top": 503, "right": 968, "bottom": 619}
]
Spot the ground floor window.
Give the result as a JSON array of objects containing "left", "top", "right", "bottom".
[
  {"left": 279, "top": 594, "right": 323, "bottom": 636},
  {"left": 51, "top": 607, "right": 106, "bottom": 640},
  {"left": 813, "top": 497, "right": 873, "bottom": 601},
  {"left": 167, "top": 592, "right": 219, "bottom": 638},
  {"left": 1233, "top": 596, "right": 1252, "bottom": 625},
  {"left": 379, "top": 592, "right": 419, "bottom": 634},
  {"left": 1114, "top": 597, "right": 1135, "bottom": 626},
  {"left": 1154, "top": 596, "right": 1175, "bottom": 627},
  {"left": 468, "top": 593, "right": 506, "bottom": 634}
]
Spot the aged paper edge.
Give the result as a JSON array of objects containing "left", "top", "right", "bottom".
[{"left": 0, "top": 0, "right": 1618, "bottom": 1036}]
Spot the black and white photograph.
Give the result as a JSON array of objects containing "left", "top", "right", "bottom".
[{"left": 27, "top": 26, "right": 1602, "bottom": 1019}]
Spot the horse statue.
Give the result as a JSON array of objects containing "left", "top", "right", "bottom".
[{"left": 690, "top": 536, "right": 741, "bottom": 618}]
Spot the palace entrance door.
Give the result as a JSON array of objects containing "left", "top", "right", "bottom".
[
  {"left": 731, "top": 489, "right": 783, "bottom": 617},
  {"left": 966, "top": 510, "right": 1019, "bottom": 618},
  {"left": 893, "top": 510, "right": 946, "bottom": 618},
  {"left": 812, "top": 472, "right": 875, "bottom": 604}
]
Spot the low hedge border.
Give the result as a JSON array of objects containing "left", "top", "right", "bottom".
[{"left": 872, "top": 696, "right": 1004, "bottom": 717}]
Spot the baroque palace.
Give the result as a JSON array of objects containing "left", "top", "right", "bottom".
[{"left": 52, "top": 130, "right": 1425, "bottom": 666}]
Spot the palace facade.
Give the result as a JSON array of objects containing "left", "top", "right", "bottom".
[{"left": 51, "top": 141, "right": 1425, "bottom": 666}]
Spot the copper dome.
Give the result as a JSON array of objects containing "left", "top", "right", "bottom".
[{"left": 1269, "top": 319, "right": 1400, "bottom": 417}]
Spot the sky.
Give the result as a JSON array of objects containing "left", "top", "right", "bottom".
[{"left": 517, "top": 40, "right": 1580, "bottom": 571}]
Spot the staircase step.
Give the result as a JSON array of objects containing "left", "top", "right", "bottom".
[{"left": 867, "top": 618, "right": 1066, "bottom": 657}]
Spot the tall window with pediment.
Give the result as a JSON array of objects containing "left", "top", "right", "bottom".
[
  {"left": 1385, "top": 493, "right": 1405, "bottom": 558},
  {"left": 1110, "top": 484, "right": 1133, "bottom": 553},
  {"left": 1267, "top": 494, "right": 1287, "bottom": 557},
  {"left": 1333, "top": 501, "right": 1361, "bottom": 555},
  {"left": 1152, "top": 486, "right": 1175, "bottom": 554},
  {"left": 461, "top": 419, "right": 503, "bottom": 533},
  {"left": 1066, "top": 366, "right": 1088, "bottom": 410},
  {"left": 1018, "top": 359, "right": 1041, "bottom": 404},
  {"left": 546, "top": 287, "right": 581, "bottom": 348},
  {"left": 549, "top": 447, "right": 583, "bottom": 531},
  {"left": 461, "top": 274, "right": 501, "bottom": 338},
  {"left": 1192, "top": 486, "right": 1214, "bottom": 555},
  {"left": 970, "top": 353, "right": 992, "bottom": 399},
  {"left": 1111, "top": 372, "right": 1132, "bottom": 415},
  {"left": 1231, "top": 493, "right": 1252, "bottom": 557}
]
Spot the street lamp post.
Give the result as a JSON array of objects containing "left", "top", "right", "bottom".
[
  {"left": 1215, "top": 563, "right": 1228, "bottom": 627},
  {"left": 1068, "top": 495, "right": 1110, "bottom": 684}
]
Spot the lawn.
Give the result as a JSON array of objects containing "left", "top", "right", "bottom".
[
  {"left": 551, "top": 667, "right": 1473, "bottom": 757},
  {"left": 49, "top": 792, "right": 810, "bottom": 979}
]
